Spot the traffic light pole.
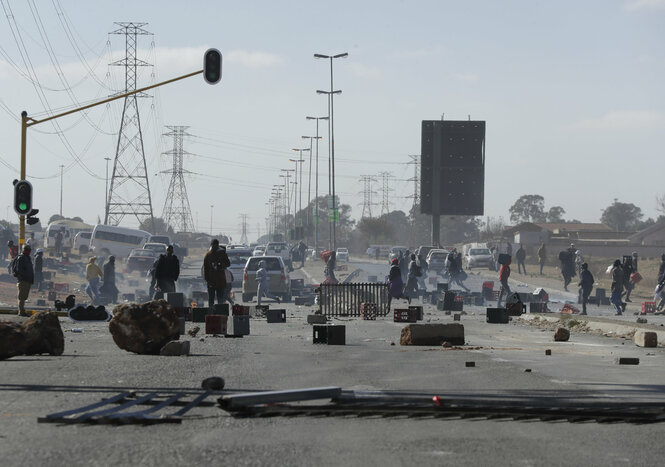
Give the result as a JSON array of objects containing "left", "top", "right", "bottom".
[{"left": 17, "top": 69, "right": 204, "bottom": 248}]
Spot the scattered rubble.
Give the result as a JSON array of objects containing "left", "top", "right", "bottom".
[
  {"left": 202, "top": 376, "right": 225, "bottom": 391},
  {"left": 0, "top": 322, "right": 27, "bottom": 359},
  {"left": 159, "top": 340, "right": 190, "bottom": 356},
  {"left": 634, "top": 331, "right": 658, "bottom": 348},
  {"left": 400, "top": 323, "right": 464, "bottom": 346},
  {"left": 0, "top": 311, "right": 64, "bottom": 359},
  {"left": 554, "top": 327, "right": 570, "bottom": 342}
]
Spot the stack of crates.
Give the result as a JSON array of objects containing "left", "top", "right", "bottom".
[{"left": 641, "top": 301, "right": 657, "bottom": 315}]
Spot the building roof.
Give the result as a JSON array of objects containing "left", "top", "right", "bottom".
[
  {"left": 628, "top": 222, "right": 665, "bottom": 243},
  {"left": 536, "top": 223, "right": 613, "bottom": 233}
]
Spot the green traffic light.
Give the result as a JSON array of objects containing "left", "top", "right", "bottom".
[{"left": 19, "top": 203, "right": 27, "bottom": 211}]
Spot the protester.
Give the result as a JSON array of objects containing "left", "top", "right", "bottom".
[
  {"left": 632, "top": 251, "right": 639, "bottom": 272},
  {"left": 203, "top": 239, "right": 231, "bottom": 308},
  {"left": 537, "top": 243, "right": 547, "bottom": 275},
  {"left": 404, "top": 253, "right": 420, "bottom": 299},
  {"left": 387, "top": 258, "right": 408, "bottom": 307},
  {"left": 399, "top": 250, "right": 409, "bottom": 282},
  {"left": 14, "top": 244, "right": 34, "bottom": 317},
  {"left": 575, "top": 250, "right": 584, "bottom": 275},
  {"left": 34, "top": 248, "right": 44, "bottom": 291},
  {"left": 325, "top": 251, "right": 337, "bottom": 283},
  {"left": 224, "top": 267, "right": 235, "bottom": 305},
  {"left": 447, "top": 249, "right": 470, "bottom": 292},
  {"left": 153, "top": 245, "right": 180, "bottom": 297},
  {"left": 100, "top": 256, "right": 119, "bottom": 303},
  {"left": 610, "top": 259, "right": 625, "bottom": 316},
  {"left": 559, "top": 247, "right": 576, "bottom": 291},
  {"left": 7, "top": 240, "right": 18, "bottom": 274},
  {"left": 515, "top": 244, "right": 527, "bottom": 274},
  {"left": 54, "top": 230, "right": 63, "bottom": 256},
  {"left": 256, "top": 260, "right": 280, "bottom": 305},
  {"left": 497, "top": 257, "right": 511, "bottom": 307},
  {"left": 85, "top": 257, "right": 103, "bottom": 303},
  {"left": 622, "top": 256, "right": 636, "bottom": 303},
  {"left": 578, "top": 262, "right": 594, "bottom": 316},
  {"left": 416, "top": 253, "right": 428, "bottom": 291},
  {"left": 298, "top": 240, "right": 307, "bottom": 268}
]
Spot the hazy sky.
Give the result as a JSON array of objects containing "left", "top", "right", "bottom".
[{"left": 1, "top": 0, "right": 663, "bottom": 240}]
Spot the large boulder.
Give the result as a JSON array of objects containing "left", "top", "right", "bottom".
[
  {"left": 22, "top": 311, "right": 65, "bottom": 356},
  {"left": 109, "top": 300, "right": 180, "bottom": 355},
  {"left": 0, "top": 322, "right": 27, "bottom": 360}
]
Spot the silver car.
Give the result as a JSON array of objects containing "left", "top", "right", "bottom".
[{"left": 226, "top": 249, "right": 253, "bottom": 287}]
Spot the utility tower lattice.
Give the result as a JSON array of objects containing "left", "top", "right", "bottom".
[
  {"left": 378, "top": 172, "right": 394, "bottom": 216},
  {"left": 239, "top": 214, "right": 249, "bottom": 245},
  {"left": 358, "top": 175, "right": 376, "bottom": 219},
  {"left": 161, "top": 126, "right": 195, "bottom": 233},
  {"left": 406, "top": 155, "right": 421, "bottom": 209},
  {"left": 105, "top": 22, "right": 154, "bottom": 227}
]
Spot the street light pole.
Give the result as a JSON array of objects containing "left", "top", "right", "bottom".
[
  {"left": 104, "top": 157, "right": 111, "bottom": 221},
  {"left": 315, "top": 52, "right": 347, "bottom": 251},
  {"left": 290, "top": 149, "right": 308, "bottom": 237},
  {"left": 306, "top": 116, "right": 328, "bottom": 254},
  {"left": 59, "top": 164, "right": 64, "bottom": 217}
]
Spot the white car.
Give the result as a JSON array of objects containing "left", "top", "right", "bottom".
[
  {"left": 253, "top": 245, "right": 266, "bottom": 256},
  {"left": 143, "top": 242, "right": 168, "bottom": 256},
  {"left": 465, "top": 247, "right": 493, "bottom": 269},
  {"left": 336, "top": 247, "right": 349, "bottom": 262}
]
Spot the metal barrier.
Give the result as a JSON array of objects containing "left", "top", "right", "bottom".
[{"left": 318, "top": 282, "right": 390, "bottom": 317}]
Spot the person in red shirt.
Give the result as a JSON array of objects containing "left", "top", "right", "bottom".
[{"left": 497, "top": 257, "right": 512, "bottom": 307}]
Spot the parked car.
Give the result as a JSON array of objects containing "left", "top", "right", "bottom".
[
  {"left": 388, "top": 246, "right": 408, "bottom": 264},
  {"left": 336, "top": 247, "right": 349, "bottom": 262},
  {"left": 143, "top": 242, "right": 168, "bottom": 256},
  {"left": 126, "top": 248, "right": 156, "bottom": 273},
  {"left": 241, "top": 255, "right": 291, "bottom": 303},
  {"left": 264, "top": 241, "right": 292, "bottom": 270},
  {"left": 465, "top": 247, "right": 493, "bottom": 269},
  {"left": 415, "top": 245, "right": 436, "bottom": 260},
  {"left": 227, "top": 248, "right": 253, "bottom": 287},
  {"left": 426, "top": 248, "right": 450, "bottom": 274}
]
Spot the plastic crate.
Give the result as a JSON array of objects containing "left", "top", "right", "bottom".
[
  {"left": 631, "top": 272, "right": 643, "bottom": 284},
  {"left": 641, "top": 302, "right": 657, "bottom": 314},
  {"left": 360, "top": 302, "right": 377, "bottom": 320},
  {"left": 394, "top": 308, "right": 418, "bottom": 323}
]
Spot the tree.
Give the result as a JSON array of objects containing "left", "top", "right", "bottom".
[
  {"left": 509, "top": 195, "right": 546, "bottom": 224},
  {"left": 48, "top": 214, "right": 65, "bottom": 224},
  {"left": 439, "top": 216, "right": 481, "bottom": 244},
  {"left": 546, "top": 206, "right": 566, "bottom": 223},
  {"left": 138, "top": 217, "right": 172, "bottom": 235},
  {"left": 600, "top": 199, "right": 643, "bottom": 231}
]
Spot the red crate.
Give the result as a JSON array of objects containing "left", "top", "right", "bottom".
[
  {"left": 393, "top": 308, "right": 418, "bottom": 323},
  {"left": 482, "top": 281, "right": 494, "bottom": 291},
  {"left": 232, "top": 304, "right": 250, "bottom": 316},
  {"left": 205, "top": 314, "right": 228, "bottom": 334},
  {"left": 360, "top": 302, "right": 377, "bottom": 320},
  {"left": 631, "top": 272, "right": 643, "bottom": 284},
  {"left": 641, "top": 302, "right": 656, "bottom": 314}
]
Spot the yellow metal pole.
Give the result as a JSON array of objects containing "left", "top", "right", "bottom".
[{"left": 18, "top": 111, "right": 27, "bottom": 249}]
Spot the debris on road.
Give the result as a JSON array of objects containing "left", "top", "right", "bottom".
[
  {"left": 400, "top": 323, "right": 464, "bottom": 346},
  {"left": 634, "top": 331, "right": 657, "bottom": 348},
  {"left": 0, "top": 322, "right": 27, "bottom": 359},
  {"left": 201, "top": 376, "right": 225, "bottom": 391},
  {"left": 554, "top": 327, "right": 570, "bottom": 342},
  {"left": 160, "top": 340, "right": 190, "bottom": 356},
  {"left": 109, "top": 300, "right": 180, "bottom": 355},
  {"left": 615, "top": 357, "right": 640, "bottom": 365}
]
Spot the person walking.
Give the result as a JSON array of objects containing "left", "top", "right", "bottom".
[
  {"left": 416, "top": 253, "right": 428, "bottom": 291},
  {"left": 610, "top": 259, "right": 625, "bottom": 315},
  {"left": 387, "top": 258, "right": 408, "bottom": 307},
  {"left": 14, "top": 244, "right": 34, "bottom": 317},
  {"left": 515, "top": 244, "right": 527, "bottom": 275},
  {"left": 325, "top": 251, "right": 337, "bottom": 283},
  {"left": 85, "top": 256, "right": 103, "bottom": 303},
  {"left": 559, "top": 249, "right": 576, "bottom": 291},
  {"left": 204, "top": 239, "right": 231, "bottom": 308},
  {"left": 256, "top": 260, "right": 280, "bottom": 305},
  {"left": 298, "top": 240, "right": 307, "bottom": 268},
  {"left": 153, "top": 245, "right": 180, "bottom": 297},
  {"left": 99, "top": 256, "right": 119, "bottom": 303},
  {"left": 537, "top": 243, "right": 547, "bottom": 275},
  {"left": 578, "top": 262, "right": 594, "bottom": 315},
  {"left": 497, "top": 257, "right": 512, "bottom": 307},
  {"left": 404, "top": 253, "right": 420, "bottom": 300},
  {"left": 34, "top": 248, "right": 44, "bottom": 291}
]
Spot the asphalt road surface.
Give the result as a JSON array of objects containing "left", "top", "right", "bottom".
[{"left": 2, "top": 256, "right": 665, "bottom": 466}]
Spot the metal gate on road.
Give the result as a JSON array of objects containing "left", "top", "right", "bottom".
[{"left": 318, "top": 282, "right": 390, "bottom": 317}]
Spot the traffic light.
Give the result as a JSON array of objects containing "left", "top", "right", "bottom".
[
  {"left": 13, "top": 179, "right": 32, "bottom": 216},
  {"left": 203, "top": 48, "right": 222, "bottom": 84},
  {"left": 26, "top": 209, "right": 39, "bottom": 226}
]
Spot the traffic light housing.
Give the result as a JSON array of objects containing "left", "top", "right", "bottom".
[
  {"left": 203, "top": 48, "right": 222, "bottom": 84},
  {"left": 26, "top": 209, "right": 39, "bottom": 226},
  {"left": 13, "top": 179, "right": 33, "bottom": 216}
]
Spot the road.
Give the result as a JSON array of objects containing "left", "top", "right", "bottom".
[{"left": 1, "top": 255, "right": 665, "bottom": 466}]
